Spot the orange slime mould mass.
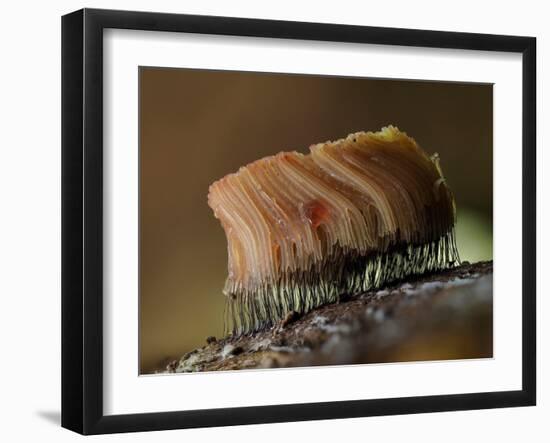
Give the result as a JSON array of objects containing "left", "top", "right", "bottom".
[{"left": 207, "top": 126, "right": 460, "bottom": 335}]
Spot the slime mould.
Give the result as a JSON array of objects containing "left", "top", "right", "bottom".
[{"left": 207, "top": 126, "right": 460, "bottom": 335}]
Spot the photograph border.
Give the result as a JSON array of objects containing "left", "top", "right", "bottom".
[{"left": 61, "top": 8, "right": 536, "bottom": 435}]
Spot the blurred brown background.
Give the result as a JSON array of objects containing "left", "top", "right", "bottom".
[{"left": 139, "top": 67, "right": 492, "bottom": 374}]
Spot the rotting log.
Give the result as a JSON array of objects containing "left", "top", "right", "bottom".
[{"left": 163, "top": 261, "right": 492, "bottom": 373}]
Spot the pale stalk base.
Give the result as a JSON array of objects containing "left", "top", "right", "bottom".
[{"left": 225, "top": 230, "right": 460, "bottom": 335}]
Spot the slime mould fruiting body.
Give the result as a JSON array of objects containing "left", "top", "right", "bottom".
[{"left": 208, "top": 126, "right": 460, "bottom": 335}]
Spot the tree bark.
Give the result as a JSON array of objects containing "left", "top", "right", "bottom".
[{"left": 164, "top": 261, "right": 492, "bottom": 373}]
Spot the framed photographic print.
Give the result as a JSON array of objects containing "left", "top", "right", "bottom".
[{"left": 61, "top": 8, "right": 536, "bottom": 435}]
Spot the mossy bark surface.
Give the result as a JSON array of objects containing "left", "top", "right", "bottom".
[{"left": 163, "top": 261, "right": 493, "bottom": 373}]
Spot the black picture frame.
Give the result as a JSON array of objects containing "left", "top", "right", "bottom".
[{"left": 61, "top": 8, "right": 536, "bottom": 435}]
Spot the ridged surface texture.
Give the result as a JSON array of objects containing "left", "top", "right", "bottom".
[{"left": 208, "top": 126, "right": 460, "bottom": 334}]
